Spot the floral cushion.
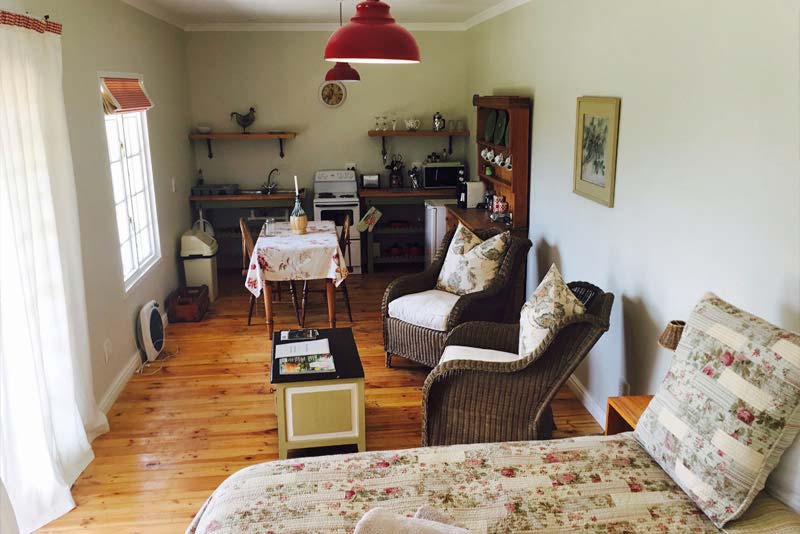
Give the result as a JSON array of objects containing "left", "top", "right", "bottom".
[
  {"left": 634, "top": 292, "right": 800, "bottom": 527},
  {"left": 435, "top": 224, "right": 510, "bottom": 296},
  {"left": 518, "top": 264, "right": 586, "bottom": 358}
]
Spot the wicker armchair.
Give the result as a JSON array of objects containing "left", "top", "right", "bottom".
[
  {"left": 382, "top": 228, "right": 531, "bottom": 368},
  {"left": 421, "top": 281, "right": 614, "bottom": 446}
]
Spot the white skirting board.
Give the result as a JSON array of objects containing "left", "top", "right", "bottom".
[
  {"left": 98, "top": 350, "right": 141, "bottom": 414},
  {"left": 98, "top": 311, "right": 168, "bottom": 413},
  {"left": 566, "top": 375, "right": 606, "bottom": 427}
]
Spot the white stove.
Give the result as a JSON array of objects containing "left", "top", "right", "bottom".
[{"left": 313, "top": 169, "right": 362, "bottom": 273}]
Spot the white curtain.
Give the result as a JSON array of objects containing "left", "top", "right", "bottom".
[{"left": 0, "top": 20, "right": 109, "bottom": 533}]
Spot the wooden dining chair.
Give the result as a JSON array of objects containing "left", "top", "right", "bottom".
[
  {"left": 240, "top": 218, "right": 301, "bottom": 326},
  {"left": 300, "top": 215, "right": 353, "bottom": 326}
]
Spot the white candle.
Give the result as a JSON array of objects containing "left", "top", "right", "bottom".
[{"left": 294, "top": 175, "right": 299, "bottom": 196}]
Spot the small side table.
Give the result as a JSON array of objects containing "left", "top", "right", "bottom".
[
  {"left": 271, "top": 328, "right": 366, "bottom": 459},
  {"left": 605, "top": 395, "right": 653, "bottom": 435}
]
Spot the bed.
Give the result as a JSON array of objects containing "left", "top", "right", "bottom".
[
  {"left": 186, "top": 432, "right": 798, "bottom": 533},
  {"left": 189, "top": 291, "right": 800, "bottom": 534}
]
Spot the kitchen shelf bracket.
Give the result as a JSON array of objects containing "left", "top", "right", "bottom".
[
  {"left": 278, "top": 138, "right": 285, "bottom": 158},
  {"left": 380, "top": 136, "right": 387, "bottom": 160},
  {"left": 205, "top": 139, "right": 214, "bottom": 159},
  {"left": 448, "top": 134, "right": 454, "bottom": 154}
]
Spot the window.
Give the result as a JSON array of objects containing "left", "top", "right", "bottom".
[{"left": 103, "top": 111, "right": 160, "bottom": 290}]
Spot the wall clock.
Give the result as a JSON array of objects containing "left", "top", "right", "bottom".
[{"left": 319, "top": 81, "right": 346, "bottom": 108}]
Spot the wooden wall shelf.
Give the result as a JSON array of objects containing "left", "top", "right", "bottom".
[
  {"left": 188, "top": 131, "right": 297, "bottom": 159},
  {"left": 367, "top": 130, "right": 469, "bottom": 137},
  {"left": 368, "top": 129, "right": 470, "bottom": 157}
]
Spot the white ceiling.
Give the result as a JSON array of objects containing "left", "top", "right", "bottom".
[{"left": 121, "top": 0, "right": 529, "bottom": 30}]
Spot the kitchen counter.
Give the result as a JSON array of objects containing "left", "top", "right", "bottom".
[
  {"left": 358, "top": 188, "right": 456, "bottom": 198},
  {"left": 190, "top": 190, "right": 305, "bottom": 202},
  {"left": 445, "top": 206, "right": 524, "bottom": 235},
  {"left": 190, "top": 190, "right": 305, "bottom": 210}
]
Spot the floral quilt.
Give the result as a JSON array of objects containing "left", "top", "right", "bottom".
[
  {"left": 187, "top": 432, "right": 721, "bottom": 534},
  {"left": 245, "top": 221, "right": 348, "bottom": 298}
]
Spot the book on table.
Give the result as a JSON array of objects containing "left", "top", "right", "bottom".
[{"left": 275, "top": 338, "right": 336, "bottom": 375}]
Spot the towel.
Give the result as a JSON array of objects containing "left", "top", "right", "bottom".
[{"left": 354, "top": 506, "right": 470, "bottom": 534}]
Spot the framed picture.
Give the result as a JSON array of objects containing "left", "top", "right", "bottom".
[{"left": 573, "top": 96, "right": 621, "bottom": 207}]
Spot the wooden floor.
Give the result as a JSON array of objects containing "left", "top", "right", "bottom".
[{"left": 41, "top": 270, "right": 601, "bottom": 533}]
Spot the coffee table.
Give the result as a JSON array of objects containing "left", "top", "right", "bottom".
[{"left": 271, "top": 328, "right": 365, "bottom": 459}]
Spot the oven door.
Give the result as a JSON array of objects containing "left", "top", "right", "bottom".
[{"left": 314, "top": 203, "right": 359, "bottom": 228}]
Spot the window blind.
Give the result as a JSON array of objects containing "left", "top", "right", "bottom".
[{"left": 100, "top": 77, "right": 153, "bottom": 115}]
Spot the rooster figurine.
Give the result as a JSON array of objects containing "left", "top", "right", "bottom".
[{"left": 230, "top": 107, "right": 256, "bottom": 133}]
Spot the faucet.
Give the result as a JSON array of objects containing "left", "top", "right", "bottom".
[{"left": 264, "top": 168, "right": 279, "bottom": 194}]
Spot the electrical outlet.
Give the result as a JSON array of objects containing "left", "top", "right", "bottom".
[
  {"left": 345, "top": 162, "right": 356, "bottom": 170},
  {"left": 171, "top": 177, "right": 176, "bottom": 193},
  {"left": 619, "top": 380, "right": 630, "bottom": 396},
  {"left": 103, "top": 338, "right": 113, "bottom": 365}
]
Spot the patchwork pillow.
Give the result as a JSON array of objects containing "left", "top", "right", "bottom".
[
  {"left": 518, "top": 264, "right": 586, "bottom": 358},
  {"left": 435, "top": 223, "right": 510, "bottom": 296},
  {"left": 634, "top": 292, "right": 800, "bottom": 527}
]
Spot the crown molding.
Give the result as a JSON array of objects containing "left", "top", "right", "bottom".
[
  {"left": 463, "top": 0, "right": 532, "bottom": 30},
  {"left": 121, "top": 0, "right": 532, "bottom": 33},
  {"left": 119, "top": 0, "right": 184, "bottom": 29},
  {"left": 183, "top": 21, "right": 465, "bottom": 32}
]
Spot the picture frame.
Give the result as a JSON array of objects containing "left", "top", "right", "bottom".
[{"left": 573, "top": 96, "right": 621, "bottom": 207}]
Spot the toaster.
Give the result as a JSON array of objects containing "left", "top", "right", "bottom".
[{"left": 362, "top": 174, "right": 380, "bottom": 188}]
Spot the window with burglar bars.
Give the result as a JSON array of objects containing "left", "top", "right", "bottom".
[{"left": 103, "top": 111, "right": 160, "bottom": 291}]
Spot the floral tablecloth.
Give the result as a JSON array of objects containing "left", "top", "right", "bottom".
[{"left": 245, "top": 221, "right": 348, "bottom": 298}]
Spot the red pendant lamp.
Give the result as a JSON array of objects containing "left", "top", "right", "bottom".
[
  {"left": 325, "top": 2, "right": 361, "bottom": 82},
  {"left": 325, "top": 0, "right": 421, "bottom": 64},
  {"left": 325, "top": 61, "right": 361, "bottom": 82}
]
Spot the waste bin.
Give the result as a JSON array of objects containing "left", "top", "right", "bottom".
[{"left": 180, "top": 229, "right": 219, "bottom": 302}]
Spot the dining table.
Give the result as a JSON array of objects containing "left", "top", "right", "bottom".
[{"left": 245, "top": 220, "right": 348, "bottom": 335}]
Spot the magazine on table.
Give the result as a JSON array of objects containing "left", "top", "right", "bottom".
[{"left": 276, "top": 338, "right": 336, "bottom": 375}]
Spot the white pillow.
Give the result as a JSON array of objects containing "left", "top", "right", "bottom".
[
  {"left": 435, "top": 223, "right": 510, "bottom": 296},
  {"left": 518, "top": 264, "right": 585, "bottom": 358},
  {"left": 767, "top": 435, "right": 800, "bottom": 512}
]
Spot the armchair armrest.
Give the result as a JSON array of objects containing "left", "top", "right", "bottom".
[
  {"left": 445, "top": 282, "right": 515, "bottom": 329},
  {"left": 443, "top": 322, "right": 519, "bottom": 354}
]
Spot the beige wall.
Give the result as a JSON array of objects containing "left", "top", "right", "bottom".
[
  {"left": 4, "top": 0, "right": 798, "bottom": 429},
  {"left": 3, "top": 0, "right": 195, "bottom": 402},
  {"left": 467, "top": 0, "right": 800, "bottom": 416},
  {"left": 185, "top": 31, "right": 472, "bottom": 194}
]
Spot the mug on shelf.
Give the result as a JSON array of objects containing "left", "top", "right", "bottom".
[
  {"left": 404, "top": 118, "right": 421, "bottom": 131},
  {"left": 485, "top": 150, "right": 495, "bottom": 162},
  {"left": 493, "top": 195, "right": 506, "bottom": 213},
  {"left": 494, "top": 153, "right": 505, "bottom": 166},
  {"left": 504, "top": 155, "right": 512, "bottom": 170}
]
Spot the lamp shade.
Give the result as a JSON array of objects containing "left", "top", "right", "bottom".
[
  {"left": 658, "top": 320, "right": 686, "bottom": 351},
  {"left": 324, "top": 0, "right": 420, "bottom": 64},
  {"left": 325, "top": 62, "right": 361, "bottom": 82}
]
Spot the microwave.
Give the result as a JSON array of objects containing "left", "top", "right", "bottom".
[{"left": 422, "top": 162, "right": 465, "bottom": 188}]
